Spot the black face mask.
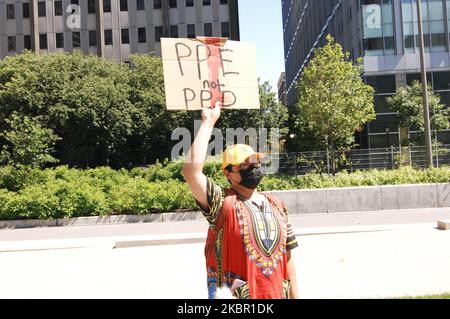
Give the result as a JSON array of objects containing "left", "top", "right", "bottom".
[{"left": 238, "top": 166, "right": 263, "bottom": 189}]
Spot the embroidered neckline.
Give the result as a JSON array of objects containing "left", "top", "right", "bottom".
[{"left": 236, "top": 197, "right": 287, "bottom": 278}]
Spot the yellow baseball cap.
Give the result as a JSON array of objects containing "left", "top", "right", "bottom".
[{"left": 222, "top": 144, "right": 264, "bottom": 171}]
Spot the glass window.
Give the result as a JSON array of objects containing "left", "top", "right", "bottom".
[
  {"left": 430, "top": 21, "right": 446, "bottom": 51},
  {"left": 155, "top": 26, "right": 163, "bottom": 42},
  {"left": 38, "top": 1, "right": 46, "bottom": 17},
  {"left": 203, "top": 0, "right": 211, "bottom": 5},
  {"left": 374, "top": 95, "right": 394, "bottom": 113},
  {"left": 433, "top": 72, "right": 450, "bottom": 90},
  {"left": 23, "top": 3, "right": 30, "bottom": 18},
  {"left": 154, "top": 0, "right": 162, "bottom": 9},
  {"left": 138, "top": 27, "right": 146, "bottom": 43},
  {"left": 369, "top": 134, "right": 392, "bottom": 148},
  {"left": 362, "top": 0, "right": 394, "bottom": 56},
  {"left": 24, "top": 35, "right": 31, "bottom": 50},
  {"left": 365, "top": 75, "right": 396, "bottom": 94},
  {"left": 204, "top": 23, "right": 212, "bottom": 36},
  {"left": 428, "top": 0, "right": 445, "bottom": 52},
  {"left": 382, "top": 0, "right": 393, "bottom": 23},
  {"left": 39, "top": 34, "right": 47, "bottom": 50},
  {"left": 56, "top": 33, "right": 64, "bottom": 48},
  {"left": 402, "top": 0, "right": 416, "bottom": 52},
  {"left": 220, "top": 0, "right": 228, "bottom": 4},
  {"left": 406, "top": 72, "right": 432, "bottom": 86},
  {"left": 401, "top": 0, "right": 446, "bottom": 53},
  {"left": 104, "top": 0, "right": 111, "bottom": 12},
  {"left": 408, "top": 131, "right": 422, "bottom": 143},
  {"left": 437, "top": 130, "right": 450, "bottom": 144},
  {"left": 88, "top": 0, "right": 96, "bottom": 14},
  {"left": 383, "top": 24, "right": 395, "bottom": 54},
  {"left": 187, "top": 24, "right": 196, "bottom": 38},
  {"left": 438, "top": 91, "right": 450, "bottom": 108},
  {"left": 8, "top": 36, "right": 16, "bottom": 52},
  {"left": 363, "top": 37, "right": 384, "bottom": 53},
  {"left": 448, "top": 0, "right": 450, "bottom": 33},
  {"left": 104, "top": 30, "right": 113, "bottom": 45},
  {"left": 72, "top": 32, "right": 81, "bottom": 48},
  {"left": 402, "top": 0, "right": 414, "bottom": 22},
  {"left": 120, "top": 0, "right": 128, "bottom": 11},
  {"left": 7, "top": 4, "right": 15, "bottom": 20},
  {"left": 137, "top": 0, "right": 145, "bottom": 10},
  {"left": 368, "top": 114, "right": 399, "bottom": 134},
  {"left": 221, "top": 22, "right": 230, "bottom": 38},
  {"left": 169, "top": 0, "right": 177, "bottom": 8},
  {"left": 121, "top": 29, "right": 130, "bottom": 44},
  {"left": 186, "top": 0, "right": 194, "bottom": 7},
  {"left": 55, "top": 1, "right": 63, "bottom": 16},
  {"left": 429, "top": 0, "right": 444, "bottom": 20},
  {"left": 170, "top": 25, "right": 179, "bottom": 38},
  {"left": 89, "top": 31, "right": 97, "bottom": 46}
]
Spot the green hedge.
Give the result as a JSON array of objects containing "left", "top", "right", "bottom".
[{"left": 1, "top": 163, "right": 450, "bottom": 220}]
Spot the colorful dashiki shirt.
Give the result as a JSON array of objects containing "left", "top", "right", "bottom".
[{"left": 196, "top": 177, "right": 298, "bottom": 299}]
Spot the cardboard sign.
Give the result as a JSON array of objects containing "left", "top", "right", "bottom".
[{"left": 161, "top": 37, "right": 260, "bottom": 111}]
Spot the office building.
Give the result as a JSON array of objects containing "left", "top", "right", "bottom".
[
  {"left": 282, "top": 0, "right": 450, "bottom": 149},
  {"left": 278, "top": 71, "right": 287, "bottom": 106},
  {"left": 0, "top": 0, "right": 240, "bottom": 61}
]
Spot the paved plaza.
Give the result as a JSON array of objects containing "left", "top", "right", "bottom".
[{"left": 1, "top": 208, "right": 450, "bottom": 299}]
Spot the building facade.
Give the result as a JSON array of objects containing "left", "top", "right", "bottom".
[
  {"left": 282, "top": 0, "right": 450, "bottom": 149},
  {"left": 277, "top": 72, "right": 287, "bottom": 106},
  {"left": 0, "top": 0, "right": 240, "bottom": 61}
]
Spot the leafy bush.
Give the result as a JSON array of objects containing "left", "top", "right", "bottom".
[
  {"left": 0, "top": 164, "right": 47, "bottom": 191},
  {"left": 2, "top": 164, "right": 450, "bottom": 221},
  {"left": 110, "top": 179, "right": 195, "bottom": 215}
]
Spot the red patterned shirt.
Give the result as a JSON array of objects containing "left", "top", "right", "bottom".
[{"left": 197, "top": 177, "right": 298, "bottom": 299}]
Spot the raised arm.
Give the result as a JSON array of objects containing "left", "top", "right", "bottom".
[{"left": 182, "top": 105, "right": 221, "bottom": 211}]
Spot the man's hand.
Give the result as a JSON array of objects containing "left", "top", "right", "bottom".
[{"left": 201, "top": 102, "right": 221, "bottom": 125}]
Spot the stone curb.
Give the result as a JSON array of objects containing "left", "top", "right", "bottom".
[{"left": 0, "top": 211, "right": 204, "bottom": 230}]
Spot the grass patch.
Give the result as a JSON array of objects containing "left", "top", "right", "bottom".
[{"left": 396, "top": 293, "right": 450, "bottom": 299}]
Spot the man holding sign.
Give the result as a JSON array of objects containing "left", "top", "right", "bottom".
[{"left": 182, "top": 103, "right": 299, "bottom": 299}]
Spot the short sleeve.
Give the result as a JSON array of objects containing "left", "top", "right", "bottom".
[
  {"left": 282, "top": 203, "right": 298, "bottom": 251},
  {"left": 194, "top": 176, "right": 224, "bottom": 227},
  {"left": 286, "top": 222, "right": 298, "bottom": 251}
]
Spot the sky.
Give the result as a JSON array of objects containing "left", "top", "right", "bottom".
[{"left": 238, "top": 0, "right": 285, "bottom": 93}]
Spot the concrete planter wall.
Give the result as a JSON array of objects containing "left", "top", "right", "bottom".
[
  {"left": 2, "top": 183, "right": 450, "bottom": 229},
  {"left": 266, "top": 183, "right": 450, "bottom": 215},
  {"left": 0, "top": 211, "right": 205, "bottom": 229}
]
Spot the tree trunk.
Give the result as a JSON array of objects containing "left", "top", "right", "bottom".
[{"left": 328, "top": 136, "right": 336, "bottom": 176}]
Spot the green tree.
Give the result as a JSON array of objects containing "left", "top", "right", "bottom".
[
  {"left": 0, "top": 51, "right": 142, "bottom": 168},
  {"left": 0, "top": 113, "right": 61, "bottom": 168},
  {"left": 386, "top": 80, "right": 449, "bottom": 146},
  {"left": 217, "top": 80, "right": 289, "bottom": 148},
  {"left": 127, "top": 54, "right": 194, "bottom": 164},
  {"left": 0, "top": 51, "right": 289, "bottom": 168},
  {"left": 294, "top": 35, "right": 375, "bottom": 174}
]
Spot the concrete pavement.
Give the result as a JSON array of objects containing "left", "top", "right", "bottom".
[
  {"left": 1, "top": 207, "right": 450, "bottom": 250},
  {"left": 0, "top": 207, "right": 450, "bottom": 298}
]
